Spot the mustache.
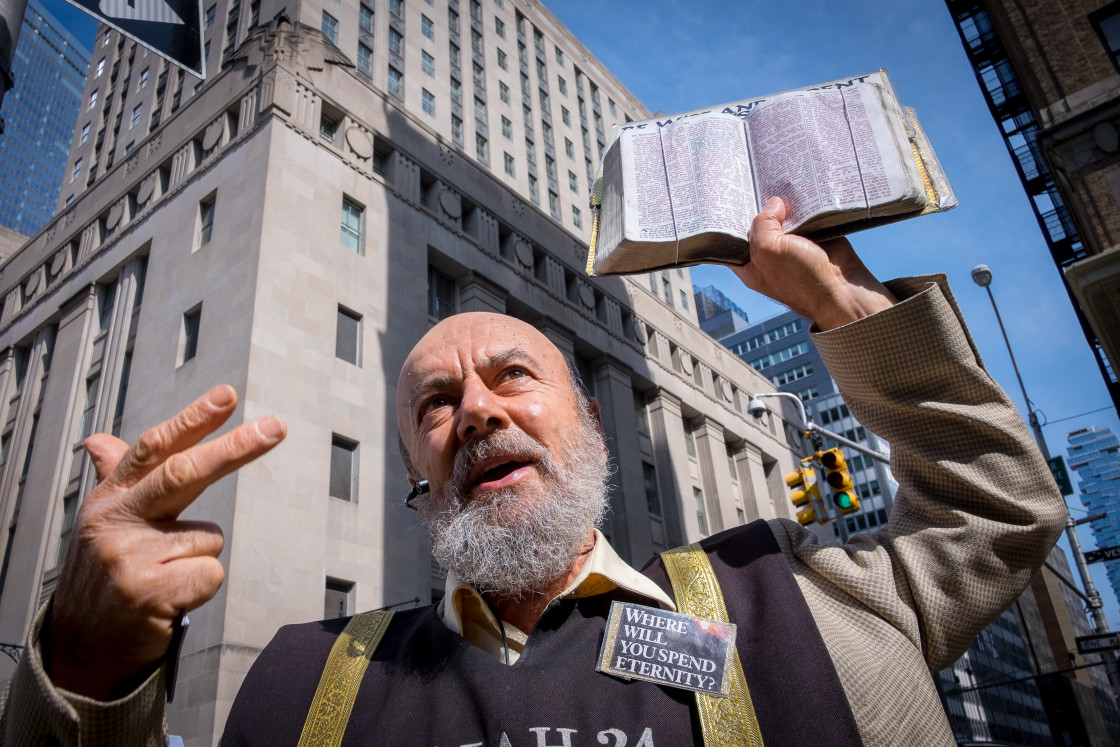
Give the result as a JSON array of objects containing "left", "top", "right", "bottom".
[{"left": 447, "top": 428, "right": 554, "bottom": 500}]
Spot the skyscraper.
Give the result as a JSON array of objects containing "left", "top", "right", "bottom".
[
  {"left": 0, "top": 3, "right": 809, "bottom": 742},
  {"left": 0, "top": 0, "right": 90, "bottom": 236},
  {"left": 1067, "top": 425, "right": 1120, "bottom": 601}
]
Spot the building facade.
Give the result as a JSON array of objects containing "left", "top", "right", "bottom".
[
  {"left": 0, "top": 0, "right": 89, "bottom": 236},
  {"left": 1067, "top": 425, "right": 1120, "bottom": 602},
  {"left": 694, "top": 289, "right": 896, "bottom": 538},
  {"left": 0, "top": 4, "right": 807, "bottom": 743},
  {"left": 946, "top": 0, "right": 1120, "bottom": 415}
]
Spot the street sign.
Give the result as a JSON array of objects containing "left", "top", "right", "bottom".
[
  {"left": 1076, "top": 632, "right": 1120, "bottom": 655},
  {"left": 1046, "top": 456, "right": 1074, "bottom": 496},
  {"left": 1085, "top": 546, "right": 1120, "bottom": 564},
  {"left": 63, "top": 0, "right": 205, "bottom": 77}
]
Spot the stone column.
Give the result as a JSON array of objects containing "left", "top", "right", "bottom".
[
  {"left": 592, "top": 357, "right": 652, "bottom": 565},
  {"left": 646, "top": 389, "right": 693, "bottom": 548},
  {"left": 693, "top": 416, "right": 738, "bottom": 533},
  {"left": 457, "top": 272, "right": 506, "bottom": 314}
]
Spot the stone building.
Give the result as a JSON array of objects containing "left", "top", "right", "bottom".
[
  {"left": 946, "top": 0, "right": 1120, "bottom": 414},
  {"left": 0, "top": 3, "right": 805, "bottom": 743}
]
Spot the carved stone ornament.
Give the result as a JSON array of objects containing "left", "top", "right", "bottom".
[
  {"left": 24, "top": 265, "right": 46, "bottom": 299},
  {"left": 125, "top": 155, "right": 138, "bottom": 175},
  {"left": 680, "top": 353, "right": 694, "bottom": 375},
  {"left": 138, "top": 173, "right": 157, "bottom": 205},
  {"left": 632, "top": 319, "right": 649, "bottom": 344},
  {"left": 145, "top": 132, "right": 163, "bottom": 157},
  {"left": 439, "top": 186, "right": 462, "bottom": 219},
  {"left": 577, "top": 283, "right": 596, "bottom": 309},
  {"left": 50, "top": 248, "right": 69, "bottom": 278},
  {"left": 203, "top": 120, "right": 224, "bottom": 151},
  {"left": 514, "top": 238, "right": 534, "bottom": 267},
  {"left": 511, "top": 199, "right": 526, "bottom": 218},
  {"left": 106, "top": 202, "right": 125, "bottom": 230},
  {"left": 440, "top": 143, "right": 456, "bottom": 167},
  {"left": 346, "top": 126, "right": 373, "bottom": 159},
  {"left": 1094, "top": 122, "right": 1119, "bottom": 154}
]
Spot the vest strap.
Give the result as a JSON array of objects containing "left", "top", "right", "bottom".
[
  {"left": 297, "top": 610, "right": 395, "bottom": 747},
  {"left": 661, "top": 544, "right": 765, "bottom": 747}
]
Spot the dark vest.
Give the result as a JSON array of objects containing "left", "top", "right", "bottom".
[{"left": 222, "top": 521, "right": 862, "bottom": 746}]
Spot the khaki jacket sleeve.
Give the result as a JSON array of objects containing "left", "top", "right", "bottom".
[
  {"left": 0, "top": 601, "right": 167, "bottom": 746},
  {"left": 769, "top": 275, "right": 1066, "bottom": 672}
]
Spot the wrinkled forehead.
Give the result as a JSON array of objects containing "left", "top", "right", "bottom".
[{"left": 396, "top": 312, "right": 567, "bottom": 411}]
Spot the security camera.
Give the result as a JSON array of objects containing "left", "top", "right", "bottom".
[{"left": 746, "top": 397, "right": 768, "bottom": 419}]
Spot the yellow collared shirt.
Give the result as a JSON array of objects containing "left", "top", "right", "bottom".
[{"left": 438, "top": 530, "right": 675, "bottom": 664}]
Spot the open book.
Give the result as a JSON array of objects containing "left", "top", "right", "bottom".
[{"left": 586, "top": 70, "right": 955, "bottom": 276}]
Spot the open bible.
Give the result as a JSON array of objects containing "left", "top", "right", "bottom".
[{"left": 586, "top": 70, "right": 955, "bottom": 276}]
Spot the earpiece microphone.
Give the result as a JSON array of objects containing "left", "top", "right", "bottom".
[{"left": 404, "top": 479, "right": 430, "bottom": 509}]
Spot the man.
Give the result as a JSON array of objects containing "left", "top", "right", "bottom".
[{"left": 1, "top": 199, "right": 1065, "bottom": 745}]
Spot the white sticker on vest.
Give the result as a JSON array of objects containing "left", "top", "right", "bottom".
[{"left": 596, "top": 601, "right": 736, "bottom": 697}]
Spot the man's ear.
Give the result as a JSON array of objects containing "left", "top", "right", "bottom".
[{"left": 587, "top": 397, "right": 602, "bottom": 427}]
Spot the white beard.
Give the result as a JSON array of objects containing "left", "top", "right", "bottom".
[{"left": 417, "top": 413, "right": 610, "bottom": 599}]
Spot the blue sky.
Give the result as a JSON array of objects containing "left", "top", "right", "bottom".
[{"left": 43, "top": 0, "right": 1120, "bottom": 627}]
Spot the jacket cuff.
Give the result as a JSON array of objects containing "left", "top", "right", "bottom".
[{"left": 5, "top": 601, "right": 167, "bottom": 746}]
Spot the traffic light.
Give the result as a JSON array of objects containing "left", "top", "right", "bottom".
[
  {"left": 784, "top": 465, "right": 820, "bottom": 525},
  {"left": 821, "top": 447, "right": 859, "bottom": 515}
]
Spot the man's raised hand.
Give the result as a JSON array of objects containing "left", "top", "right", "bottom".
[
  {"left": 735, "top": 197, "right": 899, "bottom": 330},
  {"left": 47, "top": 385, "right": 286, "bottom": 700}
]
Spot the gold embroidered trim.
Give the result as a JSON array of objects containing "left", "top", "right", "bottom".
[
  {"left": 662, "top": 544, "right": 765, "bottom": 747},
  {"left": 297, "top": 610, "right": 395, "bottom": 747}
]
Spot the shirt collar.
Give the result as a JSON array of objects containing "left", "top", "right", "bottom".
[{"left": 440, "top": 529, "right": 675, "bottom": 636}]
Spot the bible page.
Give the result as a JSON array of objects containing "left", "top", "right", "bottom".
[{"left": 620, "top": 129, "right": 675, "bottom": 243}]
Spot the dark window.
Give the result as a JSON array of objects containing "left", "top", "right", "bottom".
[
  {"left": 1091, "top": 3, "right": 1120, "bottom": 72},
  {"left": 182, "top": 307, "right": 201, "bottom": 363},
  {"left": 336, "top": 307, "right": 361, "bottom": 365},
  {"left": 428, "top": 266, "right": 456, "bottom": 320},
  {"left": 325, "top": 578, "right": 354, "bottom": 618},
  {"left": 329, "top": 435, "right": 358, "bottom": 501},
  {"left": 643, "top": 462, "right": 661, "bottom": 516},
  {"left": 198, "top": 197, "right": 215, "bottom": 247}
]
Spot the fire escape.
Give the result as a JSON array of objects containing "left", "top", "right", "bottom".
[{"left": 946, "top": 0, "right": 1120, "bottom": 412}]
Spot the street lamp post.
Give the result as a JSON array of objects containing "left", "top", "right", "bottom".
[{"left": 971, "top": 263, "right": 1109, "bottom": 634}]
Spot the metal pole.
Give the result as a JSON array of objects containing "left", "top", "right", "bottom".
[{"left": 981, "top": 283, "right": 1109, "bottom": 633}]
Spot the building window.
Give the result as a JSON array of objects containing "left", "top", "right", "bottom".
[
  {"left": 421, "top": 14, "right": 434, "bottom": 39},
  {"left": 564, "top": 137, "right": 575, "bottom": 159},
  {"left": 680, "top": 289, "right": 689, "bottom": 310},
  {"left": 495, "top": 17, "right": 505, "bottom": 38},
  {"left": 450, "top": 78, "right": 462, "bottom": 105},
  {"left": 80, "top": 123, "right": 90, "bottom": 144},
  {"left": 389, "top": 0, "right": 403, "bottom": 18},
  {"left": 449, "top": 41, "right": 461, "bottom": 67},
  {"left": 205, "top": 4, "right": 215, "bottom": 26},
  {"left": 633, "top": 389, "right": 650, "bottom": 434},
  {"left": 389, "top": 28, "right": 403, "bottom": 56},
  {"left": 609, "top": 98, "right": 617, "bottom": 116},
  {"left": 474, "top": 97, "right": 486, "bottom": 122},
  {"left": 555, "top": 46, "right": 564, "bottom": 65},
  {"left": 198, "top": 196, "right": 215, "bottom": 247},
  {"left": 542, "top": 121, "right": 553, "bottom": 145},
  {"left": 102, "top": 30, "right": 110, "bottom": 46},
  {"left": 358, "top": 44, "right": 373, "bottom": 76},
  {"left": 428, "top": 266, "right": 456, "bottom": 320},
  {"left": 421, "top": 88, "right": 435, "bottom": 115},
  {"left": 470, "top": 0, "right": 481, "bottom": 21},
  {"left": 539, "top": 88, "right": 549, "bottom": 110},
  {"left": 78, "top": 375, "right": 100, "bottom": 441},
  {"left": 329, "top": 436, "right": 358, "bottom": 501},
  {"left": 388, "top": 66, "right": 403, "bottom": 96},
  {"left": 129, "top": 105, "right": 142, "bottom": 129},
  {"left": 180, "top": 306, "right": 202, "bottom": 364},
  {"left": 568, "top": 170, "right": 578, "bottom": 193},
  {"left": 471, "top": 28, "right": 482, "bottom": 54},
  {"left": 341, "top": 197, "right": 364, "bottom": 253},
  {"left": 473, "top": 61, "right": 485, "bottom": 87},
  {"left": 96, "top": 57, "right": 105, "bottom": 76},
  {"left": 499, "top": 81, "right": 510, "bottom": 103},
  {"left": 322, "top": 12, "right": 339, "bottom": 43},
  {"left": 548, "top": 191, "right": 560, "bottom": 219},
  {"left": 336, "top": 307, "right": 361, "bottom": 365},
  {"left": 448, "top": 7, "right": 459, "bottom": 33},
  {"left": 88, "top": 90, "right": 97, "bottom": 111},
  {"left": 643, "top": 462, "right": 661, "bottom": 516},
  {"left": 476, "top": 133, "right": 488, "bottom": 161},
  {"left": 663, "top": 275, "right": 673, "bottom": 306},
  {"left": 528, "top": 174, "right": 539, "bottom": 203},
  {"left": 359, "top": 4, "right": 373, "bottom": 32},
  {"left": 694, "top": 487, "right": 708, "bottom": 535},
  {"left": 138, "top": 69, "right": 149, "bottom": 89},
  {"left": 501, "top": 115, "right": 512, "bottom": 138},
  {"left": 545, "top": 155, "right": 556, "bottom": 179},
  {"left": 325, "top": 579, "right": 354, "bottom": 618},
  {"left": 497, "top": 48, "right": 508, "bottom": 70},
  {"left": 561, "top": 106, "right": 570, "bottom": 126},
  {"left": 451, "top": 114, "right": 463, "bottom": 144},
  {"left": 572, "top": 206, "right": 582, "bottom": 228},
  {"left": 525, "top": 137, "right": 534, "bottom": 164},
  {"left": 684, "top": 420, "right": 697, "bottom": 458},
  {"left": 504, "top": 152, "right": 515, "bottom": 176},
  {"left": 71, "top": 158, "right": 82, "bottom": 182},
  {"left": 557, "top": 76, "right": 567, "bottom": 95},
  {"left": 422, "top": 50, "right": 435, "bottom": 76}
]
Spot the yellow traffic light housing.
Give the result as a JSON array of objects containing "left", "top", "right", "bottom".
[
  {"left": 784, "top": 466, "right": 821, "bottom": 525},
  {"left": 821, "top": 447, "right": 859, "bottom": 515}
]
